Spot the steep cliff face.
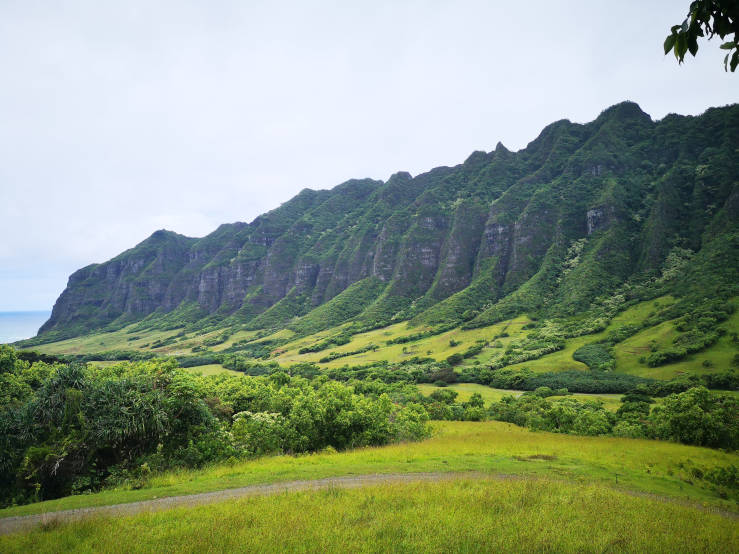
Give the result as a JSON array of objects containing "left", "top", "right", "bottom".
[
  {"left": 39, "top": 102, "right": 739, "bottom": 340},
  {"left": 40, "top": 230, "right": 197, "bottom": 334}
]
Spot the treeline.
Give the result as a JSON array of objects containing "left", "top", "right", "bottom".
[
  {"left": 298, "top": 332, "right": 352, "bottom": 354},
  {"left": 49, "top": 343, "right": 739, "bottom": 396},
  {"left": 319, "top": 358, "right": 738, "bottom": 395},
  {"left": 487, "top": 386, "right": 738, "bottom": 450},
  {"left": 0, "top": 346, "right": 430, "bottom": 507}
]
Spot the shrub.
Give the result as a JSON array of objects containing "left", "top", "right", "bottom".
[
  {"left": 572, "top": 344, "right": 614, "bottom": 371},
  {"left": 650, "top": 387, "right": 738, "bottom": 449}
]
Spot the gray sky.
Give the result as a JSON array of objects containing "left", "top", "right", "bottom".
[{"left": 1, "top": 0, "right": 736, "bottom": 310}]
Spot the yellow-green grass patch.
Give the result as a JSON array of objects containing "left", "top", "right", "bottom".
[
  {"left": 487, "top": 296, "right": 683, "bottom": 375},
  {"left": 548, "top": 392, "right": 624, "bottom": 411},
  {"left": 2, "top": 478, "right": 736, "bottom": 553},
  {"left": 277, "top": 318, "right": 530, "bottom": 368},
  {"left": 183, "top": 364, "right": 241, "bottom": 376},
  {"left": 417, "top": 383, "right": 524, "bottom": 404},
  {"left": 23, "top": 326, "right": 181, "bottom": 355},
  {"left": 614, "top": 308, "right": 739, "bottom": 380},
  {"left": 417, "top": 384, "right": 623, "bottom": 411}
]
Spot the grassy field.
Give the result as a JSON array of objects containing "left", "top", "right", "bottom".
[
  {"left": 416, "top": 383, "right": 625, "bottom": 411},
  {"left": 274, "top": 317, "right": 531, "bottom": 368},
  {"left": 500, "top": 297, "right": 675, "bottom": 374},
  {"left": 23, "top": 294, "right": 737, "bottom": 385},
  {"left": 85, "top": 360, "right": 240, "bottom": 376},
  {"left": 548, "top": 392, "right": 623, "bottom": 411},
  {"left": 24, "top": 325, "right": 265, "bottom": 358},
  {"left": 2, "top": 477, "right": 736, "bottom": 553},
  {"left": 27, "top": 325, "right": 178, "bottom": 355},
  {"left": 183, "top": 364, "right": 241, "bottom": 376},
  {"left": 613, "top": 308, "right": 739, "bottom": 380},
  {"left": 1, "top": 420, "right": 736, "bottom": 520},
  {"left": 417, "top": 383, "right": 524, "bottom": 403}
]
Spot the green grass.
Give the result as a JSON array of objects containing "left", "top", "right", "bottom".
[
  {"left": 417, "top": 383, "right": 624, "bottom": 411},
  {"left": 548, "top": 392, "right": 624, "bottom": 411},
  {"left": 275, "top": 317, "right": 531, "bottom": 367},
  {"left": 26, "top": 325, "right": 178, "bottom": 355},
  {"left": 183, "top": 364, "right": 241, "bottom": 376},
  {"left": 86, "top": 360, "right": 124, "bottom": 368},
  {"left": 22, "top": 324, "right": 265, "bottom": 358},
  {"left": 613, "top": 308, "right": 739, "bottom": 380},
  {"left": 417, "top": 383, "right": 524, "bottom": 404},
  {"left": 2, "top": 478, "right": 736, "bottom": 553},
  {"left": 209, "top": 329, "right": 262, "bottom": 351},
  {"left": 27, "top": 293, "right": 736, "bottom": 385},
  {"left": 469, "top": 294, "right": 736, "bottom": 380},
  {"left": 1, "top": 420, "right": 736, "bottom": 520},
  {"left": 503, "top": 333, "right": 595, "bottom": 373},
  {"left": 498, "top": 297, "right": 675, "bottom": 374}
]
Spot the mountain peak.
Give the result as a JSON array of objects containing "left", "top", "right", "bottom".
[
  {"left": 464, "top": 150, "right": 489, "bottom": 165},
  {"left": 387, "top": 171, "right": 413, "bottom": 183},
  {"left": 596, "top": 101, "right": 651, "bottom": 124}
]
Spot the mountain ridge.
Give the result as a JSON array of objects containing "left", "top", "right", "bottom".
[{"left": 36, "top": 101, "right": 739, "bottom": 342}]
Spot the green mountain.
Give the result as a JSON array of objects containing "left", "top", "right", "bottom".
[{"left": 33, "top": 102, "right": 738, "bottom": 355}]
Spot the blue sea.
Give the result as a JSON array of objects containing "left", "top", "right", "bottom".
[{"left": 0, "top": 311, "right": 51, "bottom": 344}]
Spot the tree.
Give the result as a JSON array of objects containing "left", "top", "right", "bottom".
[
  {"left": 664, "top": 1, "right": 739, "bottom": 71},
  {"left": 650, "top": 387, "right": 738, "bottom": 448}
]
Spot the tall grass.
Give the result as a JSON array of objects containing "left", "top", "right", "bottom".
[{"left": 1, "top": 478, "right": 735, "bottom": 553}]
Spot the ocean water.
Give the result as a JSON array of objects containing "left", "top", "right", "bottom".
[{"left": 0, "top": 311, "right": 51, "bottom": 343}]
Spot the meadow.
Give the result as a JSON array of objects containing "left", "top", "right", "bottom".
[
  {"left": 25, "top": 295, "right": 737, "bottom": 388},
  {"left": 416, "top": 383, "right": 625, "bottom": 411},
  {"left": 1, "top": 420, "right": 736, "bottom": 520},
  {"left": 1, "top": 477, "right": 736, "bottom": 553},
  {"left": 613, "top": 308, "right": 739, "bottom": 380}
]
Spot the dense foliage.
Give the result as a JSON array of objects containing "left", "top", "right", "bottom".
[
  {"left": 487, "top": 386, "right": 738, "bottom": 449},
  {"left": 664, "top": 0, "right": 739, "bottom": 71},
  {"left": 0, "top": 346, "right": 429, "bottom": 507}
]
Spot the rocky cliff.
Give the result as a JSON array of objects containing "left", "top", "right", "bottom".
[{"left": 39, "top": 102, "right": 739, "bottom": 340}]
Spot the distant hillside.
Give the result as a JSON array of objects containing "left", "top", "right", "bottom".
[{"left": 35, "top": 102, "right": 739, "bottom": 344}]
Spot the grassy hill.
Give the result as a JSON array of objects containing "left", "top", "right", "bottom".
[{"left": 1, "top": 421, "right": 736, "bottom": 551}]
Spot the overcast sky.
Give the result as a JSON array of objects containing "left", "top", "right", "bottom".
[{"left": 1, "top": 1, "right": 736, "bottom": 311}]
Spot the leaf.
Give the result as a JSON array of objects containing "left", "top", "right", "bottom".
[
  {"left": 675, "top": 34, "right": 688, "bottom": 62},
  {"left": 719, "top": 41, "right": 736, "bottom": 50},
  {"left": 664, "top": 35, "right": 676, "bottom": 54},
  {"left": 688, "top": 35, "right": 699, "bottom": 56}
]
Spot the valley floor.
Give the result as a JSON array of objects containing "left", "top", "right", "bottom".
[{"left": 26, "top": 296, "right": 739, "bottom": 384}]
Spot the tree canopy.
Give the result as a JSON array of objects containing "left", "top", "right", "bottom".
[{"left": 665, "top": 0, "right": 739, "bottom": 71}]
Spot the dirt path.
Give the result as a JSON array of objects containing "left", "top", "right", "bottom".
[
  {"left": 1, "top": 471, "right": 735, "bottom": 536},
  {"left": 0, "top": 472, "right": 491, "bottom": 536}
]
